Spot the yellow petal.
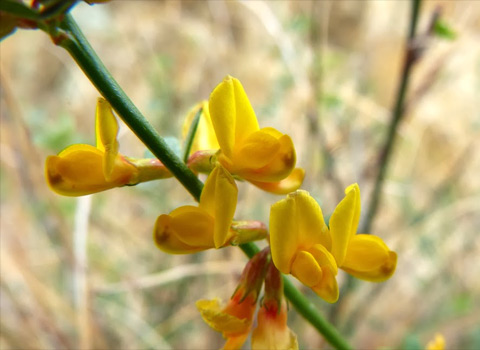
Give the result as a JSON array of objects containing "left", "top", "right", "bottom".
[
  {"left": 168, "top": 206, "right": 215, "bottom": 246},
  {"left": 232, "top": 128, "right": 296, "bottom": 182},
  {"left": 342, "top": 250, "right": 397, "bottom": 282},
  {"left": 46, "top": 144, "right": 136, "bottom": 196},
  {"left": 342, "top": 234, "right": 390, "bottom": 271},
  {"left": 291, "top": 251, "right": 322, "bottom": 287},
  {"left": 311, "top": 264, "right": 339, "bottom": 303},
  {"left": 329, "top": 183, "right": 361, "bottom": 266},
  {"left": 153, "top": 213, "right": 210, "bottom": 254},
  {"left": 199, "top": 164, "right": 238, "bottom": 248},
  {"left": 209, "top": 76, "right": 259, "bottom": 158},
  {"left": 95, "top": 98, "right": 120, "bottom": 180},
  {"left": 270, "top": 190, "right": 331, "bottom": 274},
  {"left": 309, "top": 244, "right": 338, "bottom": 275},
  {"left": 249, "top": 168, "right": 305, "bottom": 194},
  {"left": 232, "top": 129, "right": 280, "bottom": 170}
]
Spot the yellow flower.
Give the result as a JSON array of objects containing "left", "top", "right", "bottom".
[
  {"left": 270, "top": 184, "right": 397, "bottom": 303},
  {"left": 208, "top": 76, "right": 304, "bottom": 194},
  {"left": 45, "top": 98, "right": 171, "bottom": 196},
  {"left": 426, "top": 333, "right": 446, "bottom": 350},
  {"left": 153, "top": 164, "right": 238, "bottom": 253}
]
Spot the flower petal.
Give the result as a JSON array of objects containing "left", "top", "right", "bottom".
[
  {"left": 46, "top": 144, "right": 136, "bottom": 196},
  {"left": 342, "top": 234, "right": 390, "bottom": 271},
  {"left": 329, "top": 183, "right": 361, "bottom": 266},
  {"left": 153, "top": 213, "right": 211, "bottom": 254},
  {"left": 249, "top": 168, "right": 305, "bottom": 194},
  {"left": 199, "top": 164, "right": 238, "bottom": 248},
  {"left": 196, "top": 299, "right": 251, "bottom": 335},
  {"left": 270, "top": 190, "right": 331, "bottom": 274},
  {"left": 95, "top": 98, "right": 120, "bottom": 180},
  {"left": 209, "top": 76, "right": 259, "bottom": 158},
  {"left": 291, "top": 251, "right": 322, "bottom": 287},
  {"left": 311, "top": 264, "right": 339, "bottom": 303},
  {"left": 232, "top": 129, "right": 280, "bottom": 170},
  {"left": 308, "top": 244, "right": 339, "bottom": 303},
  {"left": 342, "top": 250, "right": 397, "bottom": 282},
  {"left": 232, "top": 128, "right": 296, "bottom": 182},
  {"left": 252, "top": 300, "right": 299, "bottom": 350}
]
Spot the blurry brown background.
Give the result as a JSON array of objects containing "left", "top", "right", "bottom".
[{"left": 1, "top": 1, "right": 479, "bottom": 349}]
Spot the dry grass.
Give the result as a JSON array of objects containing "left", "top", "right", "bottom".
[{"left": 1, "top": 1, "right": 479, "bottom": 349}]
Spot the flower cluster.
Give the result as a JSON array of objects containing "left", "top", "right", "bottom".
[{"left": 45, "top": 76, "right": 397, "bottom": 348}]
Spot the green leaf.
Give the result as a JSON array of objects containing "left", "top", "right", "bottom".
[{"left": 433, "top": 19, "right": 457, "bottom": 40}]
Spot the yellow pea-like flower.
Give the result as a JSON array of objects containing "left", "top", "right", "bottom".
[
  {"left": 45, "top": 98, "right": 171, "bottom": 196},
  {"left": 207, "top": 76, "right": 304, "bottom": 194},
  {"left": 153, "top": 164, "right": 238, "bottom": 254},
  {"left": 270, "top": 185, "right": 397, "bottom": 303}
]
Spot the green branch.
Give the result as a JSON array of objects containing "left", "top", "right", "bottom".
[
  {"left": 57, "top": 14, "right": 204, "bottom": 201},
  {"left": 50, "top": 13, "right": 351, "bottom": 350}
]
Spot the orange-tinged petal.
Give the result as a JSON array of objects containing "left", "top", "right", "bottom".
[
  {"left": 342, "top": 250, "right": 397, "bottom": 282},
  {"left": 252, "top": 300, "right": 299, "bottom": 350},
  {"left": 291, "top": 251, "right": 322, "bottom": 287},
  {"left": 95, "top": 98, "right": 120, "bottom": 180},
  {"left": 311, "top": 264, "right": 339, "bottom": 303},
  {"left": 209, "top": 76, "right": 259, "bottom": 158},
  {"left": 196, "top": 299, "right": 251, "bottom": 335},
  {"left": 153, "top": 213, "right": 210, "bottom": 254},
  {"left": 249, "top": 168, "right": 305, "bottom": 194},
  {"left": 199, "top": 164, "right": 238, "bottom": 248},
  {"left": 46, "top": 144, "right": 136, "bottom": 196},
  {"left": 342, "top": 234, "right": 390, "bottom": 271},
  {"left": 270, "top": 190, "right": 331, "bottom": 274},
  {"left": 223, "top": 333, "right": 250, "bottom": 350},
  {"left": 330, "top": 183, "right": 361, "bottom": 266}
]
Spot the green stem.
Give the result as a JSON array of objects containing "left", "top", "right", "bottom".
[
  {"left": 362, "top": 0, "right": 423, "bottom": 234},
  {"left": 240, "top": 243, "right": 351, "bottom": 350},
  {"left": 57, "top": 13, "right": 203, "bottom": 200},
  {"left": 51, "top": 13, "right": 350, "bottom": 350}
]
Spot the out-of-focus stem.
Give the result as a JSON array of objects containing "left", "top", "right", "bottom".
[{"left": 362, "top": 0, "right": 423, "bottom": 234}]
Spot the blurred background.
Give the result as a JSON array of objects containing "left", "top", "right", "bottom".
[{"left": 1, "top": 1, "right": 479, "bottom": 349}]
